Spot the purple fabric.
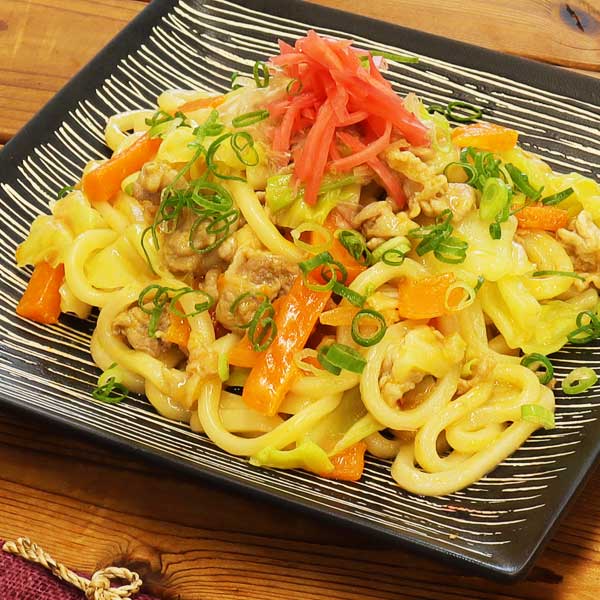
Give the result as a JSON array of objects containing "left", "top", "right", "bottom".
[{"left": 0, "top": 541, "right": 158, "bottom": 600}]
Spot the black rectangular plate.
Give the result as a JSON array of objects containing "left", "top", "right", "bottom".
[{"left": 1, "top": 0, "right": 600, "bottom": 580}]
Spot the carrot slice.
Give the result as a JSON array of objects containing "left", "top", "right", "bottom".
[
  {"left": 397, "top": 273, "right": 462, "bottom": 320},
  {"left": 163, "top": 314, "right": 191, "bottom": 349},
  {"left": 177, "top": 94, "right": 226, "bottom": 113},
  {"left": 242, "top": 278, "right": 331, "bottom": 416},
  {"left": 82, "top": 134, "right": 162, "bottom": 204},
  {"left": 319, "top": 442, "right": 367, "bottom": 481},
  {"left": 228, "top": 334, "right": 263, "bottom": 369},
  {"left": 16, "top": 262, "right": 64, "bottom": 324},
  {"left": 452, "top": 122, "right": 519, "bottom": 152},
  {"left": 515, "top": 204, "right": 569, "bottom": 232}
]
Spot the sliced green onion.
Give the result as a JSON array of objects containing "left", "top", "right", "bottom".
[
  {"left": 381, "top": 249, "right": 406, "bottom": 265},
  {"left": 299, "top": 251, "right": 347, "bottom": 291},
  {"left": 56, "top": 185, "right": 75, "bottom": 200},
  {"left": 479, "top": 177, "right": 511, "bottom": 221},
  {"left": 229, "top": 292, "right": 268, "bottom": 329},
  {"left": 520, "top": 353, "right": 554, "bottom": 385},
  {"left": 336, "top": 230, "right": 371, "bottom": 266},
  {"left": 505, "top": 164, "right": 543, "bottom": 200},
  {"left": 291, "top": 222, "right": 333, "bottom": 255},
  {"left": 231, "top": 71, "right": 243, "bottom": 90},
  {"left": 332, "top": 282, "right": 366, "bottom": 307},
  {"left": 321, "top": 343, "right": 366, "bottom": 374},
  {"left": 231, "top": 131, "right": 259, "bottom": 167},
  {"left": 434, "top": 236, "right": 468, "bottom": 264},
  {"left": 317, "top": 345, "right": 341, "bottom": 375},
  {"left": 232, "top": 110, "right": 270, "bottom": 128},
  {"left": 286, "top": 78, "right": 303, "bottom": 95},
  {"left": 92, "top": 364, "right": 128, "bottom": 404},
  {"left": 351, "top": 309, "right": 386, "bottom": 347},
  {"left": 444, "top": 161, "right": 477, "bottom": 185},
  {"left": 541, "top": 187, "right": 574, "bottom": 206},
  {"left": 427, "top": 103, "right": 447, "bottom": 115},
  {"left": 371, "top": 236, "right": 410, "bottom": 264},
  {"left": 247, "top": 300, "right": 277, "bottom": 352},
  {"left": 446, "top": 101, "right": 483, "bottom": 123},
  {"left": 293, "top": 348, "right": 323, "bottom": 375},
  {"left": 253, "top": 60, "right": 270, "bottom": 88},
  {"left": 444, "top": 281, "right": 476, "bottom": 312},
  {"left": 169, "top": 288, "right": 215, "bottom": 318},
  {"left": 532, "top": 270, "right": 585, "bottom": 282},
  {"left": 370, "top": 50, "right": 419, "bottom": 64},
  {"left": 562, "top": 367, "right": 598, "bottom": 395},
  {"left": 218, "top": 353, "right": 230, "bottom": 382},
  {"left": 567, "top": 310, "right": 600, "bottom": 344},
  {"left": 489, "top": 222, "right": 502, "bottom": 240},
  {"left": 520, "top": 404, "right": 555, "bottom": 429}
]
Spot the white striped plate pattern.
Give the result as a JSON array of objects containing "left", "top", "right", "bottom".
[{"left": 1, "top": 0, "right": 599, "bottom": 579}]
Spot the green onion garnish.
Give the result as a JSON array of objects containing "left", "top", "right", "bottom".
[
  {"left": 286, "top": 78, "right": 303, "bottom": 95},
  {"left": 318, "top": 343, "right": 366, "bottom": 374},
  {"left": 253, "top": 60, "right": 270, "bottom": 88},
  {"left": 520, "top": 353, "right": 554, "bottom": 385},
  {"left": 92, "top": 364, "right": 129, "bottom": 404},
  {"left": 332, "top": 281, "right": 366, "bottom": 307},
  {"left": 446, "top": 101, "right": 483, "bottom": 123},
  {"left": 381, "top": 249, "right": 406, "bottom": 265},
  {"left": 473, "top": 276, "right": 485, "bottom": 293},
  {"left": 230, "top": 292, "right": 277, "bottom": 351},
  {"left": 408, "top": 209, "right": 468, "bottom": 264},
  {"left": 520, "top": 404, "right": 555, "bottom": 429},
  {"left": 351, "top": 309, "right": 386, "bottom": 347},
  {"left": 231, "top": 71, "right": 243, "bottom": 90},
  {"left": 336, "top": 230, "right": 371, "bottom": 266},
  {"left": 541, "top": 187, "right": 574, "bottom": 206},
  {"left": 567, "top": 310, "right": 600, "bottom": 344},
  {"left": 232, "top": 110, "right": 270, "bottom": 128},
  {"left": 138, "top": 284, "right": 214, "bottom": 338},
  {"left": 218, "top": 353, "right": 230, "bottom": 382},
  {"left": 562, "top": 367, "right": 598, "bottom": 395},
  {"left": 56, "top": 185, "right": 75, "bottom": 200},
  {"left": 505, "top": 164, "right": 543, "bottom": 200},
  {"left": 532, "top": 270, "right": 585, "bottom": 282},
  {"left": 369, "top": 50, "right": 419, "bottom": 64},
  {"left": 299, "top": 252, "right": 347, "bottom": 292},
  {"left": 317, "top": 345, "right": 342, "bottom": 375},
  {"left": 479, "top": 177, "right": 511, "bottom": 221}
]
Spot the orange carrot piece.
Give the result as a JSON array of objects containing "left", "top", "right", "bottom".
[
  {"left": 319, "top": 305, "right": 360, "bottom": 326},
  {"left": 82, "top": 134, "right": 162, "bottom": 204},
  {"left": 515, "top": 204, "right": 569, "bottom": 232},
  {"left": 309, "top": 212, "right": 366, "bottom": 284},
  {"left": 319, "top": 442, "right": 367, "bottom": 481},
  {"left": 397, "top": 272, "right": 460, "bottom": 320},
  {"left": 163, "top": 314, "right": 191, "bottom": 349},
  {"left": 452, "top": 121, "right": 519, "bottom": 152},
  {"left": 242, "top": 278, "right": 331, "bottom": 416},
  {"left": 16, "top": 262, "right": 64, "bottom": 324},
  {"left": 177, "top": 94, "right": 226, "bottom": 113},
  {"left": 228, "top": 335, "right": 263, "bottom": 369}
]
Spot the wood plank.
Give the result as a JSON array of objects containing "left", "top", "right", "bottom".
[
  {"left": 1, "top": 407, "right": 599, "bottom": 599},
  {"left": 1, "top": 0, "right": 599, "bottom": 142},
  {"left": 0, "top": 0, "right": 144, "bottom": 142},
  {"left": 311, "top": 0, "right": 600, "bottom": 72}
]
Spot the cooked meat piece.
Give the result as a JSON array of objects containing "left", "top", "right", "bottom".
[
  {"left": 557, "top": 210, "right": 600, "bottom": 291},
  {"left": 132, "top": 161, "right": 183, "bottom": 205},
  {"left": 161, "top": 209, "right": 239, "bottom": 277},
  {"left": 112, "top": 306, "right": 173, "bottom": 358},
  {"left": 353, "top": 200, "right": 417, "bottom": 248},
  {"left": 215, "top": 247, "right": 299, "bottom": 333},
  {"left": 385, "top": 148, "right": 448, "bottom": 218},
  {"left": 422, "top": 183, "right": 476, "bottom": 222}
]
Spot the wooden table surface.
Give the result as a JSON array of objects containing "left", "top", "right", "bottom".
[{"left": 1, "top": 1, "right": 600, "bottom": 598}]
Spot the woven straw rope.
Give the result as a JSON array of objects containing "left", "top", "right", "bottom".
[{"left": 2, "top": 537, "right": 142, "bottom": 600}]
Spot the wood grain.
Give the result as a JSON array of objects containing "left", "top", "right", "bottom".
[
  {"left": 1, "top": 407, "right": 599, "bottom": 600},
  {"left": 2, "top": 1, "right": 600, "bottom": 599}
]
